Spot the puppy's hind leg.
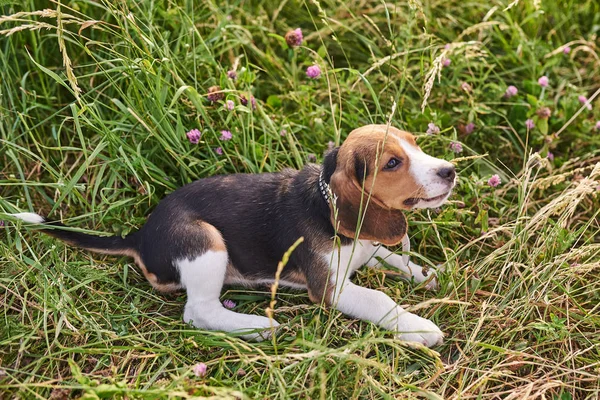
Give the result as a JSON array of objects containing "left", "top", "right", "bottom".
[{"left": 178, "top": 223, "right": 279, "bottom": 341}]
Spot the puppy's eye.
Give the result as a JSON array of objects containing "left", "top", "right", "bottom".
[{"left": 384, "top": 157, "right": 402, "bottom": 170}]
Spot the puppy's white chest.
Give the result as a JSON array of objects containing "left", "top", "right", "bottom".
[{"left": 324, "top": 240, "right": 376, "bottom": 276}]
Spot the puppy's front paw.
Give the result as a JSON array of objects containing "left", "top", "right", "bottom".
[
  {"left": 394, "top": 312, "right": 444, "bottom": 348},
  {"left": 412, "top": 262, "right": 444, "bottom": 291}
]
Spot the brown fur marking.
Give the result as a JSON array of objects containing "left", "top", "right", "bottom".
[{"left": 197, "top": 220, "right": 227, "bottom": 252}]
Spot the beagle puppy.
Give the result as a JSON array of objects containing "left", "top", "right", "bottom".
[{"left": 13, "top": 124, "right": 456, "bottom": 347}]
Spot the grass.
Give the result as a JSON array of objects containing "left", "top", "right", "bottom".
[{"left": 1, "top": 0, "right": 600, "bottom": 398}]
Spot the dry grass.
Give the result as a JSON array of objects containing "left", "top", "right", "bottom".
[{"left": 1, "top": 0, "right": 599, "bottom": 398}]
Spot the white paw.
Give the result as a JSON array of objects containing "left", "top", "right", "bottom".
[
  {"left": 422, "top": 266, "right": 439, "bottom": 291},
  {"left": 409, "top": 261, "right": 443, "bottom": 291},
  {"left": 237, "top": 317, "right": 280, "bottom": 342},
  {"left": 394, "top": 312, "right": 444, "bottom": 348}
]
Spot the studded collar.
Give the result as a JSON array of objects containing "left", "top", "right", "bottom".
[{"left": 318, "top": 170, "right": 332, "bottom": 205}]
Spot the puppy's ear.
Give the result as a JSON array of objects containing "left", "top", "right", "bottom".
[
  {"left": 354, "top": 155, "right": 368, "bottom": 184},
  {"left": 322, "top": 147, "right": 339, "bottom": 183},
  {"left": 329, "top": 149, "right": 407, "bottom": 246}
]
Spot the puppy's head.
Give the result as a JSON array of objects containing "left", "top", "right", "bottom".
[{"left": 323, "top": 124, "right": 456, "bottom": 245}]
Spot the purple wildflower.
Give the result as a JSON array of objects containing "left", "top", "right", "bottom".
[
  {"left": 306, "top": 65, "right": 321, "bottom": 79},
  {"left": 536, "top": 107, "right": 552, "bottom": 119},
  {"left": 444, "top": 43, "right": 451, "bottom": 50},
  {"left": 220, "top": 130, "right": 232, "bottom": 141},
  {"left": 595, "top": 121, "right": 600, "bottom": 131},
  {"left": 240, "top": 95, "right": 257, "bottom": 110},
  {"left": 488, "top": 174, "right": 501, "bottom": 188},
  {"left": 442, "top": 58, "right": 451, "bottom": 67},
  {"left": 504, "top": 85, "right": 518, "bottom": 98},
  {"left": 285, "top": 28, "right": 303, "bottom": 47},
  {"left": 186, "top": 129, "right": 201, "bottom": 144},
  {"left": 215, "top": 147, "right": 223, "bottom": 155},
  {"left": 227, "top": 70, "right": 237, "bottom": 80},
  {"left": 280, "top": 129, "right": 287, "bottom": 136},
  {"left": 225, "top": 100, "right": 235, "bottom": 111},
  {"left": 192, "top": 363, "right": 207, "bottom": 377},
  {"left": 465, "top": 122, "right": 475, "bottom": 134},
  {"left": 223, "top": 299, "right": 236, "bottom": 309},
  {"left": 307, "top": 153, "right": 317, "bottom": 162},
  {"left": 538, "top": 76, "right": 549, "bottom": 87},
  {"left": 426, "top": 123, "right": 440, "bottom": 135},
  {"left": 525, "top": 119, "right": 535, "bottom": 130},
  {"left": 563, "top": 46, "right": 571, "bottom": 55},
  {"left": 207, "top": 86, "right": 224, "bottom": 102},
  {"left": 578, "top": 95, "right": 592, "bottom": 110},
  {"left": 0, "top": 221, "right": 4, "bottom": 227},
  {"left": 450, "top": 142, "right": 463, "bottom": 153},
  {"left": 547, "top": 152, "right": 554, "bottom": 161}
]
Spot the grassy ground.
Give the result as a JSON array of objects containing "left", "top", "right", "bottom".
[{"left": 1, "top": 0, "right": 600, "bottom": 398}]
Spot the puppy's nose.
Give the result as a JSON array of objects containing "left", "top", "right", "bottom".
[{"left": 437, "top": 166, "right": 456, "bottom": 182}]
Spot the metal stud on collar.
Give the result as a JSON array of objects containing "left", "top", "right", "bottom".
[{"left": 318, "top": 171, "right": 331, "bottom": 205}]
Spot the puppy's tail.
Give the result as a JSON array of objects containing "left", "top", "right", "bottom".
[{"left": 11, "top": 212, "right": 137, "bottom": 256}]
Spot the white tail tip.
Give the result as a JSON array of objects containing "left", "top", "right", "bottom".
[{"left": 11, "top": 212, "right": 45, "bottom": 224}]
